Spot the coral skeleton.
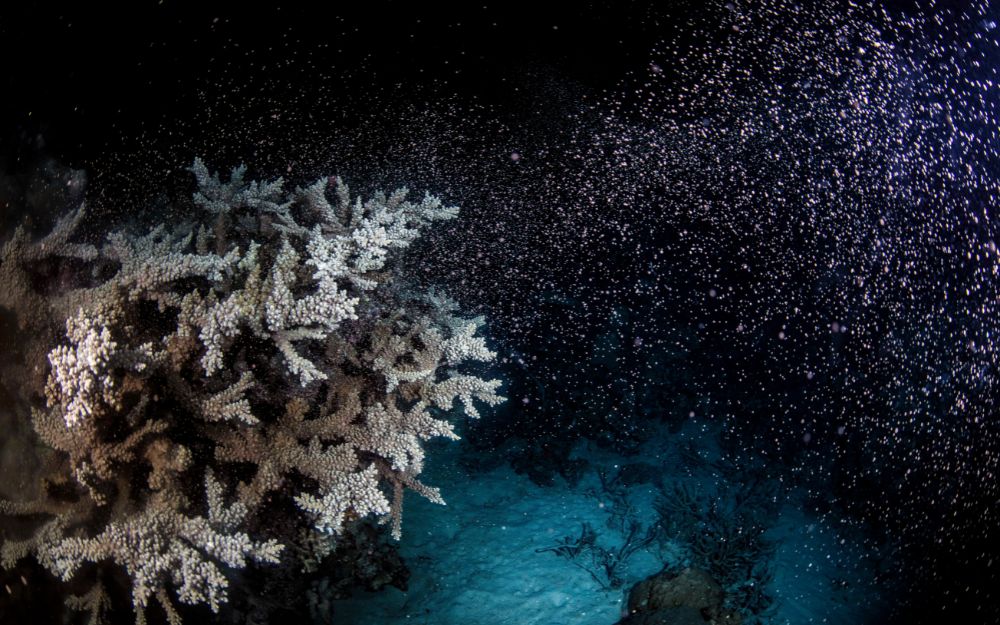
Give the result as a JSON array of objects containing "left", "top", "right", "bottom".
[{"left": 0, "top": 159, "right": 504, "bottom": 623}]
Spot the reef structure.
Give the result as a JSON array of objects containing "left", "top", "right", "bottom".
[{"left": 0, "top": 160, "right": 504, "bottom": 623}]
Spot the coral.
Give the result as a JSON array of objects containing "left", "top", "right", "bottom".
[
  {"left": 0, "top": 160, "right": 504, "bottom": 622},
  {"left": 44, "top": 304, "right": 156, "bottom": 428},
  {"left": 65, "top": 578, "right": 113, "bottom": 625},
  {"left": 537, "top": 467, "right": 661, "bottom": 590},
  {"left": 654, "top": 481, "right": 778, "bottom": 622},
  {"left": 47, "top": 477, "right": 283, "bottom": 615}
]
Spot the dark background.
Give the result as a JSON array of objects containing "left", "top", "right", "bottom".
[{"left": 0, "top": 2, "right": 662, "bottom": 169}]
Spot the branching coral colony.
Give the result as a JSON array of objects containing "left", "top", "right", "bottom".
[{"left": 0, "top": 159, "right": 505, "bottom": 623}]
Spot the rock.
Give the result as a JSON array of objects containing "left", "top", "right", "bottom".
[{"left": 614, "top": 568, "right": 741, "bottom": 625}]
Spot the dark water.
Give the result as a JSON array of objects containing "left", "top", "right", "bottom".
[{"left": 1, "top": 2, "right": 998, "bottom": 624}]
